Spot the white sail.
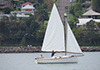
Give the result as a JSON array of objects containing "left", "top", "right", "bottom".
[
  {"left": 41, "top": 3, "right": 65, "bottom": 51},
  {"left": 67, "top": 23, "right": 82, "bottom": 54}
]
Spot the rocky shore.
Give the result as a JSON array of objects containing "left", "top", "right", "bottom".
[
  {"left": 0, "top": 46, "right": 100, "bottom": 53},
  {"left": 81, "top": 46, "right": 100, "bottom": 52},
  {"left": 0, "top": 46, "right": 41, "bottom": 53}
]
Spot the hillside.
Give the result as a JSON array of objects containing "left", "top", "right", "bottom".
[{"left": 0, "top": 0, "right": 100, "bottom": 47}]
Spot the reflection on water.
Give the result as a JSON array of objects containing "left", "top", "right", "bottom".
[{"left": 0, "top": 52, "right": 100, "bottom": 70}]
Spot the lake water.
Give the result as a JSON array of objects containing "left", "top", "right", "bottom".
[{"left": 0, "top": 52, "right": 100, "bottom": 70}]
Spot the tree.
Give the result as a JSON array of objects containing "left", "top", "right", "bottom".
[
  {"left": 39, "top": 3, "right": 48, "bottom": 9},
  {"left": 20, "top": 37, "right": 26, "bottom": 46},
  {"left": 73, "top": 20, "right": 100, "bottom": 46},
  {"left": 35, "top": 3, "right": 49, "bottom": 23},
  {"left": 0, "top": 1, "right": 52, "bottom": 46},
  {"left": 22, "top": 16, "right": 42, "bottom": 45},
  {"left": 74, "top": 3, "right": 82, "bottom": 17},
  {"left": 68, "top": 17, "right": 78, "bottom": 29},
  {"left": 0, "top": 17, "right": 9, "bottom": 46},
  {"left": 37, "top": 0, "right": 44, "bottom": 5},
  {"left": 92, "top": 0, "right": 100, "bottom": 13},
  {"left": 73, "top": 26, "right": 87, "bottom": 45},
  {"left": 3, "top": 7, "right": 11, "bottom": 14},
  {"left": 36, "top": 9, "right": 49, "bottom": 23}
]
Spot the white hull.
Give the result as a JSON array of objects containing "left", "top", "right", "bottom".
[{"left": 35, "top": 56, "right": 78, "bottom": 64}]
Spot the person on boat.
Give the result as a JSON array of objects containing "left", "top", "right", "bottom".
[
  {"left": 51, "top": 50, "right": 57, "bottom": 57},
  {"left": 40, "top": 54, "right": 44, "bottom": 58}
]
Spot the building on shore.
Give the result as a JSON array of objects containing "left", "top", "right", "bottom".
[
  {"left": 77, "top": 10, "right": 100, "bottom": 26},
  {"left": 0, "top": 14, "right": 10, "bottom": 20},
  {"left": 77, "top": 18, "right": 100, "bottom": 26},
  {"left": 21, "top": 2, "right": 35, "bottom": 15},
  {"left": 82, "top": 10, "right": 100, "bottom": 19},
  {"left": 11, "top": 2, "right": 35, "bottom": 18}
]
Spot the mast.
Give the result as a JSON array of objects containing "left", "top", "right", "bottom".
[
  {"left": 56, "top": 3, "right": 67, "bottom": 54},
  {"left": 64, "top": 13, "right": 67, "bottom": 55}
]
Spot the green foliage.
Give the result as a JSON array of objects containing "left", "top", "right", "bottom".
[
  {"left": 0, "top": 0, "right": 52, "bottom": 46},
  {"left": 86, "top": 20, "right": 96, "bottom": 30},
  {"left": 68, "top": 16, "right": 79, "bottom": 29},
  {"left": 69, "top": 6, "right": 75, "bottom": 16},
  {"left": 73, "top": 20, "right": 100, "bottom": 46},
  {"left": 0, "top": 17, "right": 10, "bottom": 46},
  {"left": 66, "top": 1, "right": 100, "bottom": 46},
  {"left": 1, "top": 0, "right": 100, "bottom": 46},
  {"left": 68, "top": 14, "right": 74, "bottom": 21},
  {"left": 75, "top": 0, "right": 91, "bottom": 3},
  {"left": 37, "top": 0, "right": 44, "bottom": 5},
  {"left": 2, "top": 7, "right": 11, "bottom": 14},
  {"left": 35, "top": 3, "right": 49, "bottom": 23},
  {"left": 74, "top": 3, "right": 82, "bottom": 17},
  {"left": 19, "top": 1, "right": 24, "bottom": 4},
  {"left": 92, "top": 0, "right": 100, "bottom": 13},
  {"left": 36, "top": 9, "right": 49, "bottom": 22},
  {"left": 66, "top": 2, "right": 83, "bottom": 18},
  {"left": 39, "top": 3, "right": 48, "bottom": 9},
  {"left": 20, "top": 37, "right": 26, "bottom": 46},
  {"left": 0, "top": 14, "right": 46, "bottom": 46},
  {"left": 53, "top": 0, "right": 59, "bottom": 5}
]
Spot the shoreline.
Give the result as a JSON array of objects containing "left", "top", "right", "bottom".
[{"left": 0, "top": 46, "right": 100, "bottom": 53}]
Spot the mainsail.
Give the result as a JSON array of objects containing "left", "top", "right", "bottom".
[{"left": 42, "top": 3, "right": 65, "bottom": 51}]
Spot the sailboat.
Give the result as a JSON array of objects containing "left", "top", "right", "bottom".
[{"left": 35, "top": 3, "right": 83, "bottom": 64}]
